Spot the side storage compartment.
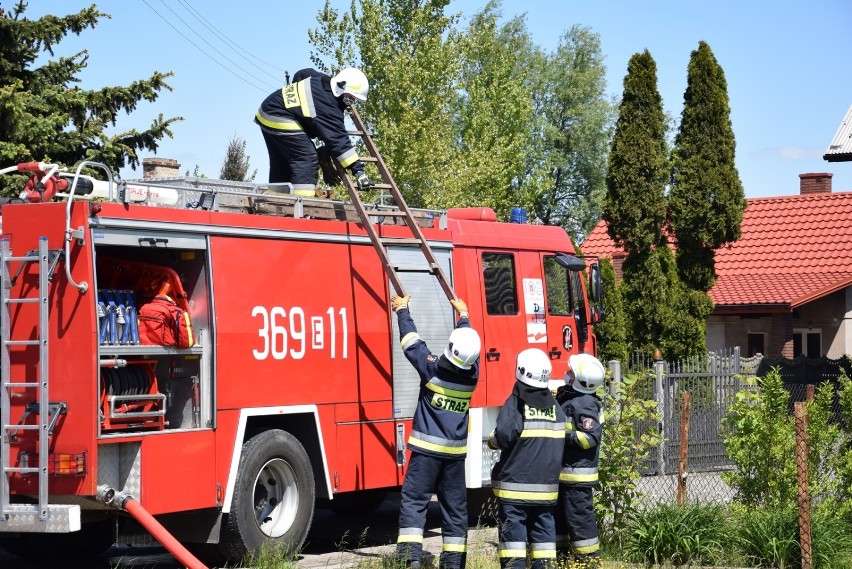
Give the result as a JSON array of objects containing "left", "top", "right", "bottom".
[{"left": 93, "top": 229, "right": 212, "bottom": 435}]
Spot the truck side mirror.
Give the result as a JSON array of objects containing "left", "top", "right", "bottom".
[
  {"left": 590, "top": 306, "right": 604, "bottom": 325},
  {"left": 589, "top": 263, "right": 602, "bottom": 303}
]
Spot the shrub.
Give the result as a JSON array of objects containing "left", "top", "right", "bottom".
[{"left": 622, "top": 502, "right": 732, "bottom": 566}]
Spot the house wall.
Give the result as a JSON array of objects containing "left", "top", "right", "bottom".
[{"left": 707, "top": 287, "right": 850, "bottom": 359}]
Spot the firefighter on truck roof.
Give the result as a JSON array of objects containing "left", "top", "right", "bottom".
[
  {"left": 487, "top": 348, "right": 566, "bottom": 569},
  {"left": 254, "top": 67, "right": 373, "bottom": 197},
  {"left": 391, "top": 293, "right": 481, "bottom": 569}
]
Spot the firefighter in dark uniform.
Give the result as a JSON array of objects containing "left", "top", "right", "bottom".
[
  {"left": 254, "top": 67, "right": 372, "bottom": 197},
  {"left": 487, "top": 348, "right": 566, "bottom": 569},
  {"left": 391, "top": 292, "right": 481, "bottom": 569},
  {"left": 556, "top": 353, "right": 606, "bottom": 568}
]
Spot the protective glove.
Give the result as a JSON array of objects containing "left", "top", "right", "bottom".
[
  {"left": 391, "top": 293, "right": 411, "bottom": 313},
  {"left": 486, "top": 431, "right": 500, "bottom": 450},
  {"left": 450, "top": 298, "right": 469, "bottom": 318}
]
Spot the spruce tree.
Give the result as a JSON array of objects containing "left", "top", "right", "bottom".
[
  {"left": 219, "top": 136, "right": 256, "bottom": 182},
  {"left": 0, "top": 2, "right": 182, "bottom": 195},
  {"left": 602, "top": 50, "right": 668, "bottom": 255},
  {"left": 669, "top": 41, "right": 746, "bottom": 291},
  {"left": 593, "top": 258, "right": 628, "bottom": 364}
]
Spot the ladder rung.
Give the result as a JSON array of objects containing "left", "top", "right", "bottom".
[
  {"left": 6, "top": 255, "right": 39, "bottom": 263},
  {"left": 367, "top": 211, "right": 407, "bottom": 217},
  {"left": 5, "top": 340, "right": 40, "bottom": 346},
  {"left": 4, "top": 382, "right": 40, "bottom": 388},
  {"left": 380, "top": 238, "right": 424, "bottom": 246},
  {"left": 5, "top": 298, "right": 39, "bottom": 305},
  {"left": 3, "top": 424, "right": 39, "bottom": 431},
  {"left": 393, "top": 265, "right": 436, "bottom": 273},
  {"left": 359, "top": 156, "right": 379, "bottom": 163},
  {"left": 347, "top": 130, "right": 370, "bottom": 136},
  {"left": 366, "top": 184, "right": 393, "bottom": 190}
]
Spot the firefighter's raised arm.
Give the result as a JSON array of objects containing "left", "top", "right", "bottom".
[{"left": 450, "top": 297, "right": 469, "bottom": 321}]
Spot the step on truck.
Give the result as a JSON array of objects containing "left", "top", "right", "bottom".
[{"left": 0, "top": 160, "right": 602, "bottom": 563}]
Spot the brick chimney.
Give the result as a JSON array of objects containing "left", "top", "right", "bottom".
[
  {"left": 799, "top": 172, "right": 832, "bottom": 195},
  {"left": 142, "top": 158, "right": 181, "bottom": 179}
]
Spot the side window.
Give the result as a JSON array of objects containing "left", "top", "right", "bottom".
[
  {"left": 543, "top": 255, "right": 571, "bottom": 316},
  {"left": 482, "top": 253, "right": 518, "bottom": 315}
]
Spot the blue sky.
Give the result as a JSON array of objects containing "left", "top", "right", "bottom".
[{"left": 26, "top": 1, "right": 852, "bottom": 199}]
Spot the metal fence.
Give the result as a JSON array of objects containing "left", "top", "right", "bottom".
[{"left": 611, "top": 348, "right": 768, "bottom": 506}]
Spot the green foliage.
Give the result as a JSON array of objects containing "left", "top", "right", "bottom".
[
  {"left": 809, "top": 371, "right": 852, "bottom": 521},
  {"left": 656, "top": 245, "right": 711, "bottom": 360},
  {"left": 668, "top": 41, "right": 746, "bottom": 291},
  {"left": 309, "top": 1, "right": 612, "bottom": 229},
  {"left": 603, "top": 50, "right": 668, "bottom": 255},
  {"left": 219, "top": 135, "right": 256, "bottom": 182},
  {"left": 722, "top": 369, "right": 796, "bottom": 508},
  {"left": 527, "top": 24, "right": 614, "bottom": 240},
  {"left": 623, "top": 503, "right": 732, "bottom": 566},
  {"left": 0, "top": 2, "right": 182, "bottom": 195},
  {"left": 596, "top": 371, "right": 663, "bottom": 548},
  {"left": 619, "top": 248, "right": 670, "bottom": 357},
  {"left": 593, "top": 257, "right": 628, "bottom": 364}
]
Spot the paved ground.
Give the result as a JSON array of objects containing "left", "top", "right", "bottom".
[{"left": 0, "top": 492, "right": 499, "bottom": 569}]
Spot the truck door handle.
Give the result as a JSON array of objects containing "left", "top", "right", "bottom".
[
  {"left": 138, "top": 237, "right": 169, "bottom": 247},
  {"left": 549, "top": 348, "right": 562, "bottom": 359},
  {"left": 486, "top": 349, "right": 500, "bottom": 362}
]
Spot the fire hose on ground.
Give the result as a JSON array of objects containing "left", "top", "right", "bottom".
[{"left": 97, "top": 485, "right": 208, "bottom": 569}]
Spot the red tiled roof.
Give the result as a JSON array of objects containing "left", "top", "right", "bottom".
[{"left": 582, "top": 191, "right": 852, "bottom": 310}]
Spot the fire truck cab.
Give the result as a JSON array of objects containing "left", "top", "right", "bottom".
[{"left": 0, "top": 163, "right": 601, "bottom": 562}]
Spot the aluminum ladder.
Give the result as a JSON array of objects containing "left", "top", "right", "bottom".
[
  {"left": 337, "top": 105, "right": 456, "bottom": 301},
  {"left": 0, "top": 237, "right": 50, "bottom": 522}
]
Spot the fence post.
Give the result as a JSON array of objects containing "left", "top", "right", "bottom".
[
  {"left": 795, "top": 401, "right": 812, "bottom": 569},
  {"left": 677, "top": 392, "right": 691, "bottom": 506},
  {"left": 654, "top": 359, "right": 666, "bottom": 476},
  {"left": 608, "top": 360, "right": 621, "bottom": 398}
]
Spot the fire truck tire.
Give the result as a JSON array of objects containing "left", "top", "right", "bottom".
[{"left": 218, "top": 429, "right": 315, "bottom": 561}]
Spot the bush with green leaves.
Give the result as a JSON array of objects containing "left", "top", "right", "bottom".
[
  {"left": 721, "top": 368, "right": 796, "bottom": 508},
  {"left": 597, "top": 371, "right": 663, "bottom": 548},
  {"left": 623, "top": 502, "right": 733, "bottom": 566}
]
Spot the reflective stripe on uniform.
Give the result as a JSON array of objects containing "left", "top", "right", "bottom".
[
  {"left": 572, "top": 537, "right": 600, "bottom": 554},
  {"left": 576, "top": 431, "right": 592, "bottom": 449},
  {"left": 520, "top": 420, "right": 566, "bottom": 439},
  {"left": 426, "top": 377, "right": 475, "bottom": 399},
  {"left": 337, "top": 148, "right": 359, "bottom": 168},
  {"left": 255, "top": 110, "right": 303, "bottom": 131},
  {"left": 530, "top": 542, "right": 556, "bottom": 559},
  {"left": 408, "top": 430, "right": 467, "bottom": 455},
  {"left": 559, "top": 466, "right": 598, "bottom": 483},
  {"left": 442, "top": 536, "right": 467, "bottom": 552},
  {"left": 397, "top": 527, "right": 424, "bottom": 543},
  {"left": 492, "top": 481, "right": 558, "bottom": 502},
  {"left": 498, "top": 542, "right": 527, "bottom": 559},
  {"left": 298, "top": 79, "right": 315, "bottom": 117},
  {"left": 400, "top": 332, "right": 420, "bottom": 350}
]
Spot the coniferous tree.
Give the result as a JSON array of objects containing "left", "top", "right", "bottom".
[
  {"left": 593, "top": 258, "right": 628, "bottom": 364},
  {"left": 602, "top": 50, "right": 668, "bottom": 255},
  {"left": 219, "top": 136, "right": 256, "bottom": 182},
  {"left": 603, "top": 51, "right": 670, "bottom": 358},
  {"left": 0, "top": 2, "right": 182, "bottom": 195},
  {"left": 669, "top": 41, "right": 746, "bottom": 292}
]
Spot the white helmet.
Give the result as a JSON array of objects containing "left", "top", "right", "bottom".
[
  {"left": 515, "top": 348, "right": 552, "bottom": 389},
  {"left": 443, "top": 327, "right": 481, "bottom": 370},
  {"left": 331, "top": 67, "right": 369, "bottom": 101},
  {"left": 566, "top": 354, "right": 606, "bottom": 394}
]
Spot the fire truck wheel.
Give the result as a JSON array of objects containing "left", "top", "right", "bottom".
[{"left": 219, "top": 429, "right": 315, "bottom": 561}]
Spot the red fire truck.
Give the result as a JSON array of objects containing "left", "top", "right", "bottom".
[{"left": 0, "top": 161, "right": 601, "bottom": 563}]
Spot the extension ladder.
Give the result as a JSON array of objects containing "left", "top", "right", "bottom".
[{"left": 337, "top": 105, "right": 456, "bottom": 301}]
